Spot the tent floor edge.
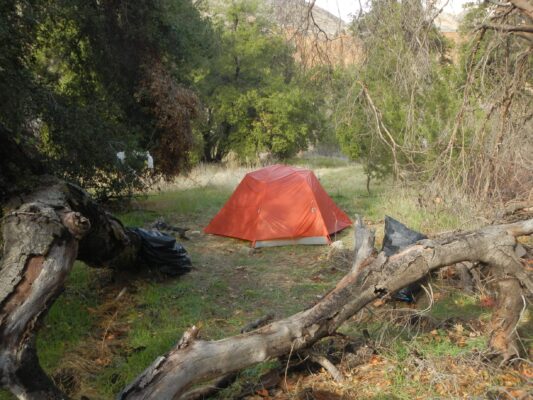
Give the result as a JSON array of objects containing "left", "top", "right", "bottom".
[{"left": 254, "top": 236, "right": 330, "bottom": 248}]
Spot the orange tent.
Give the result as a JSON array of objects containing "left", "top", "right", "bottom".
[{"left": 204, "top": 164, "right": 352, "bottom": 247}]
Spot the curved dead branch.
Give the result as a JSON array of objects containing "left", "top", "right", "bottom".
[
  {"left": 481, "top": 23, "right": 533, "bottom": 33},
  {"left": 119, "top": 218, "right": 533, "bottom": 399},
  {"left": 480, "top": 23, "right": 533, "bottom": 41}
]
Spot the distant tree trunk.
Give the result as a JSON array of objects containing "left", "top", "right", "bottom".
[{"left": 1, "top": 180, "right": 531, "bottom": 399}]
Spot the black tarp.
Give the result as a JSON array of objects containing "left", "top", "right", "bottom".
[
  {"left": 131, "top": 228, "right": 192, "bottom": 276},
  {"left": 382, "top": 216, "right": 427, "bottom": 302}
]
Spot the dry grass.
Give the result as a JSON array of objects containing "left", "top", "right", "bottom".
[{"left": 150, "top": 163, "right": 254, "bottom": 192}]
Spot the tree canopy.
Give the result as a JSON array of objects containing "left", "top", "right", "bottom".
[
  {"left": 1, "top": 0, "right": 212, "bottom": 200},
  {"left": 333, "top": 0, "right": 532, "bottom": 198},
  {"left": 1, "top": 0, "right": 531, "bottom": 201},
  {"left": 1, "top": 0, "right": 334, "bottom": 200},
  {"left": 195, "top": 0, "right": 330, "bottom": 163}
]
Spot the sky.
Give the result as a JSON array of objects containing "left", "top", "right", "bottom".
[{"left": 313, "top": 0, "right": 472, "bottom": 22}]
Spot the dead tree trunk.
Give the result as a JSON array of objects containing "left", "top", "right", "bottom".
[
  {"left": 0, "top": 207, "right": 81, "bottom": 399},
  {"left": 0, "top": 181, "right": 531, "bottom": 400},
  {"left": 0, "top": 181, "right": 141, "bottom": 399},
  {"left": 119, "top": 218, "right": 533, "bottom": 400}
]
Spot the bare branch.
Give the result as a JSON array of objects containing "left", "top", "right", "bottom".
[
  {"left": 359, "top": 82, "right": 401, "bottom": 180},
  {"left": 481, "top": 23, "right": 533, "bottom": 33},
  {"left": 306, "top": 352, "right": 344, "bottom": 382},
  {"left": 306, "top": 0, "right": 331, "bottom": 41}
]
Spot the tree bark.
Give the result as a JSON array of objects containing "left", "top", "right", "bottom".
[
  {"left": 0, "top": 190, "right": 86, "bottom": 399},
  {"left": 1, "top": 182, "right": 532, "bottom": 400},
  {"left": 488, "top": 277, "right": 524, "bottom": 362},
  {"left": 509, "top": 0, "right": 533, "bottom": 22}
]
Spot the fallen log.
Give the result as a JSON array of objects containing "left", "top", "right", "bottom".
[{"left": 119, "top": 218, "right": 533, "bottom": 399}]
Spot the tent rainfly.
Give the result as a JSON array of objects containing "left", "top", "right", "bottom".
[{"left": 204, "top": 164, "right": 352, "bottom": 247}]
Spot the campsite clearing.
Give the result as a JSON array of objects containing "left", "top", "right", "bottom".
[{"left": 2, "top": 162, "right": 530, "bottom": 400}]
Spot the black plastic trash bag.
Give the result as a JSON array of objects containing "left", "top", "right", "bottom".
[
  {"left": 382, "top": 216, "right": 427, "bottom": 303},
  {"left": 130, "top": 228, "right": 192, "bottom": 276}
]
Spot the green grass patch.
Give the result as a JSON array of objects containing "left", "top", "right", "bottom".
[
  {"left": 118, "top": 185, "right": 233, "bottom": 227},
  {"left": 428, "top": 292, "right": 489, "bottom": 321},
  {"left": 37, "top": 262, "right": 99, "bottom": 370}
]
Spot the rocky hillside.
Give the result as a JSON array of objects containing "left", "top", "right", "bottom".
[
  {"left": 266, "top": 0, "right": 347, "bottom": 37},
  {"left": 205, "top": 0, "right": 347, "bottom": 36},
  {"left": 435, "top": 11, "right": 460, "bottom": 32},
  {"left": 268, "top": 1, "right": 461, "bottom": 37},
  {"left": 203, "top": 1, "right": 462, "bottom": 66}
]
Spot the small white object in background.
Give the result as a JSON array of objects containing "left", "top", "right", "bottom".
[
  {"left": 116, "top": 150, "right": 154, "bottom": 169},
  {"left": 146, "top": 152, "right": 154, "bottom": 169},
  {"left": 116, "top": 151, "right": 126, "bottom": 163}
]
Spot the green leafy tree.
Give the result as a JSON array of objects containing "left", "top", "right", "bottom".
[
  {"left": 1, "top": 0, "right": 213, "bottom": 200},
  {"left": 196, "top": 0, "right": 329, "bottom": 162},
  {"left": 335, "top": 0, "right": 458, "bottom": 184}
]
